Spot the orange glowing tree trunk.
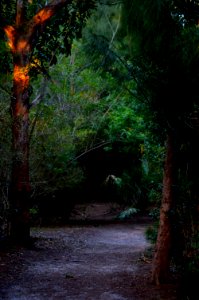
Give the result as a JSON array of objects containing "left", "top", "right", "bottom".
[
  {"left": 4, "top": 0, "right": 70, "bottom": 242},
  {"left": 4, "top": 25, "right": 32, "bottom": 242},
  {"left": 11, "top": 54, "right": 31, "bottom": 241}
]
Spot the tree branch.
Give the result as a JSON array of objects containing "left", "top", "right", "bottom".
[
  {"left": 29, "top": 93, "right": 43, "bottom": 108},
  {"left": 18, "top": 0, "right": 72, "bottom": 45},
  {"left": 71, "top": 141, "right": 111, "bottom": 162},
  {"left": 99, "top": 1, "right": 123, "bottom": 5},
  {"left": 16, "top": 0, "right": 25, "bottom": 27},
  {"left": 31, "top": 0, "right": 71, "bottom": 28}
]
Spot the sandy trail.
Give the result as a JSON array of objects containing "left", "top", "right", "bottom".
[{"left": 0, "top": 221, "right": 178, "bottom": 299}]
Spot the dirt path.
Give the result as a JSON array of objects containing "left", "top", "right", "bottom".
[{"left": 0, "top": 221, "right": 178, "bottom": 300}]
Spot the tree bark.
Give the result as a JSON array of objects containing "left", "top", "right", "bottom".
[
  {"left": 151, "top": 133, "right": 175, "bottom": 285},
  {"left": 4, "top": 2, "right": 32, "bottom": 240},
  {"left": 9, "top": 49, "right": 31, "bottom": 242}
]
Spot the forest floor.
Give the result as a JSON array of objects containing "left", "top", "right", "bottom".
[{"left": 0, "top": 202, "right": 180, "bottom": 300}]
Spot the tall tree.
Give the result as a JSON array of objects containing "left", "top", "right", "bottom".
[
  {"left": 120, "top": 0, "right": 199, "bottom": 284},
  {"left": 0, "top": 0, "right": 95, "bottom": 243}
]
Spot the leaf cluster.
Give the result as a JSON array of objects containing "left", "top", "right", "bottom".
[{"left": 31, "top": 1, "right": 96, "bottom": 73}]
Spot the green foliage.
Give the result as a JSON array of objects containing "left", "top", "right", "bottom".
[
  {"left": 0, "top": 75, "right": 12, "bottom": 238},
  {"left": 141, "top": 139, "right": 164, "bottom": 208},
  {"left": 120, "top": 0, "right": 170, "bottom": 56},
  {"left": 29, "top": 44, "right": 111, "bottom": 198},
  {"left": 145, "top": 207, "right": 159, "bottom": 244},
  {"left": 119, "top": 0, "right": 199, "bottom": 136},
  {"left": 0, "top": 40, "right": 12, "bottom": 73},
  {"left": 0, "top": 0, "right": 16, "bottom": 28},
  {"left": 116, "top": 171, "right": 142, "bottom": 206},
  {"left": 27, "top": 29, "right": 151, "bottom": 211},
  {"left": 0, "top": 75, "right": 12, "bottom": 181},
  {"left": 31, "top": 0, "right": 96, "bottom": 74},
  {"left": 80, "top": 2, "right": 167, "bottom": 209},
  {"left": 80, "top": 1, "right": 166, "bottom": 210},
  {"left": 117, "top": 207, "right": 139, "bottom": 220},
  {"left": 145, "top": 223, "right": 158, "bottom": 244},
  {"left": 104, "top": 97, "right": 145, "bottom": 143}
]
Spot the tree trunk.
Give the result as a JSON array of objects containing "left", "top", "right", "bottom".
[
  {"left": 9, "top": 44, "right": 31, "bottom": 243},
  {"left": 151, "top": 133, "right": 175, "bottom": 285}
]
